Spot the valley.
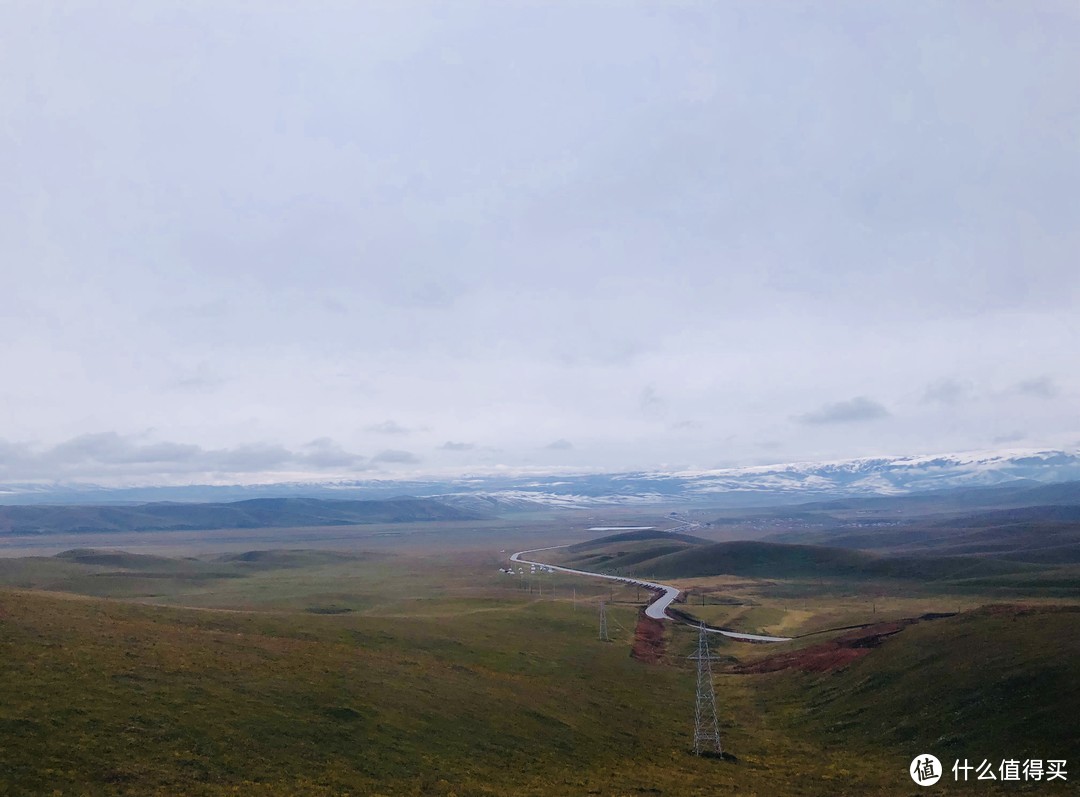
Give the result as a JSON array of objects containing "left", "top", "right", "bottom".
[{"left": 0, "top": 484, "right": 1077, "bottom": 794}]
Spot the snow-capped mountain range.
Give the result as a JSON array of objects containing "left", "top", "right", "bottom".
[
  {"left": 436, "top": 449, "right": 1080, "bottom": 510},
  {"left": 2, "top": 449, "right": 1079, "bottom": 509},
  {"left": 667, "top": 449, "right": 1080, "bottom": 496}
]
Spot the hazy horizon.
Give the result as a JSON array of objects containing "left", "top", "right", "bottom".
[{"left": 1, "top": 445, "right": 1077, "bottom": 495}]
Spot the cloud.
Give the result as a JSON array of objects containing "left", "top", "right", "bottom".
[
  {"left": 670, "top": 420, "right": 702, "bottom": 431},
  {"left": 1013, "top": 376, "right": 1058, "bottom": 399},
  {"left": 372, "top": 449, "right": 421, "bottom": 464},
  {"left": 0, "top": 433, "right": 369, "bottom": 481},
  {"left": 797, "top": 397, "right": 890, "bottom": 425},
  {"left": 639, "top": 385, "right": 665, "bottom": 417},
  {"left": 400, "top": 278, "right": 467, "bottom": 309},
  {"left": 50, "top": 433, "right": 202, "bottom": 465},
  {"left": 169, "top": 363, "right": 226, "bottom": 392},
  {"left": 439, "top": 441, "right": 475, "bottom": 451},
  {"left": 202, "top": 443, "right": 295, "bottom": 471},
  {"left": 2, "top": 3, "right": 1077, "bottom": 477},
  {"left": 321, "top": 297, "right": 349, "bottom": 315},
  {"left": 992, "top": 431, "right": 1027, "bottom": 445},
  {"left": 544, "top": 439, "right": 574, "bottom": 450},
  {"left": 922, "top": 378, "right": 972, "bottom": 405},
  {"left": 300, "top": 437, "right": 367, "bottom": 468},
  {"left": 366, "top": 420, "right": 411, "bottom": 435}
]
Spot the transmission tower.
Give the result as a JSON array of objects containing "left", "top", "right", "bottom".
[
  {"left": 689, "top": 623, "right": 723, "bottom": 756},
  {"left": 598, "top": 600, "right": 609, "bottom": 641}
]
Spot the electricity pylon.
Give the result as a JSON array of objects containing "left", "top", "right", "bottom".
[
  {"left": 688, "top": 623, "right": 723, "bottom": 756},
  {"left": 598, "top": 600, "right": 609, "bottom": 641}
]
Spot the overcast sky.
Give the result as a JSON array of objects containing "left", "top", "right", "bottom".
[{"left": 2, "top": 1, "right": 1078, "bottom": 485}]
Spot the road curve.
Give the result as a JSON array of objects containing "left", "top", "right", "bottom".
[{"left": 509, "top": 545, "right": 792, "bottom": 643}]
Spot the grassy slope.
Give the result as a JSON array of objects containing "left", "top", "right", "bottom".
[
  {"left": 565, "top": 529, "right": 708, "bottom": 549},
  {"left": 761, "top": 605, "right": 1080, "bottom": 773},
  {"left": 0, "top": 549, "right": 379, "bottom": 601},
  {"left": 0, "top": 587, "right": 935, "bottom": 797},
  {"left": 556, "top": 537, "right": 1040, "bottom": 584},
  {"left": 1, "top": 545, "right": 1077, "bottom": 796},
  {"left": 770, "top": 519, "right": 1080, "bottom": 565}
]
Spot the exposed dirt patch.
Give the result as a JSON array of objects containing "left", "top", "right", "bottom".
[
  {"left": 729, "top": 620, "right": 917, "bottom": 674},
  {"left": 630, "top": 612, "right": 667, "bottom": 663},
  {"left": 976, "top": 603, "right": 1075, "bottom": 618}
]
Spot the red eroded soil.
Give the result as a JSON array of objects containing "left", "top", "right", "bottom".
[
  {"left": 630, "top": 613, "right": 667, "bottom": 663},
  {"left": 731, "top": 620, "right": 917, "bottom": 674}
]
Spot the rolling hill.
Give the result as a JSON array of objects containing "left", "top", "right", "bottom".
[
  {"left": 763, "top": 604, "right": 1080, "bottom": 763},
  {"left": 556, "top": 531, "right": 1043, "bottom": 583},
  {"left": 765, "top": 503, "right": 1080, "bottom": 564},
  {"left": 0, "top": 547, "right": 379, "bottom": 599}
]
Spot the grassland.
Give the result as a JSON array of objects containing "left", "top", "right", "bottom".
[
  {"left": 549, "top": 529, "right": 1080, "bottom": 637},
  {"left": 759, "top": 604, "right": 1080, "bottom": 767},
  {"left": 0, "top": 523, "right": 1078, "bottom": 795},
  {"left": 0, "top": 553, "right": 906, "bottom": 797}
]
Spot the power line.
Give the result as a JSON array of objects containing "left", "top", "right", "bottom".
[
  {"left": 688, "top": 623, "right": 723, "bottom": 756},
  {"left": 598, "top": 600, "right": 609, "bottom": 642}
]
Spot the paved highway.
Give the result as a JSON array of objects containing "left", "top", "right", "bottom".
[{"left": 510, "top": 545, "right": 791, "bottom": 642}]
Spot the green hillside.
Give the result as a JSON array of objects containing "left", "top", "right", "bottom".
[
  {"left": 768, "top": 512, "right": 1080, "bottom": 564},
  {"left": 558, "top": 535, "right": 1040, "bottom": 584},
  {"left": 0, "top": 545, "right": 1076, "bottom": 795},
  {"left": 0, "top": 586, "right": 914, "bottom": 797},
  {"left": 763, "top": 605, "right": 1080, "bottom": 764},
  {"left": 559, "top": 529, "right": 707, "bottom": 572},
  {"left": 0, "top": 548, "right": 374, "bottom": 600},
  {"left": 567, "top": 528, "right": 708, "bottom": 548}
]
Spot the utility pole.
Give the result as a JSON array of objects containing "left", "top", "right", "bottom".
[
  {"left": 598, "top": 600, "right": 609, "bottom": 642},
  {"left": 688, "top": 623, "right": 723, "bottom": 756}
]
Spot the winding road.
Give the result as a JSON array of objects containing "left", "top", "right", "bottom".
[{"left": 510, "top": 545, "right": 792, "bottom": 643}]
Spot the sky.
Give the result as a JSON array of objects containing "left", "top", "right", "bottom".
[{"left": 2, "top": 1, "right": 1079, "bottom": 485}]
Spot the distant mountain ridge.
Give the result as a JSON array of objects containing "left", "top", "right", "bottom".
[
  {"left": 0, "top": 497, "right": 483, "bottom": 534},
  {"left": 669, "top": 450, "right": 1080, "bottom": 495},
  {"left": 2, "top": 448, "right": 1079, "bottom": 509}
]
